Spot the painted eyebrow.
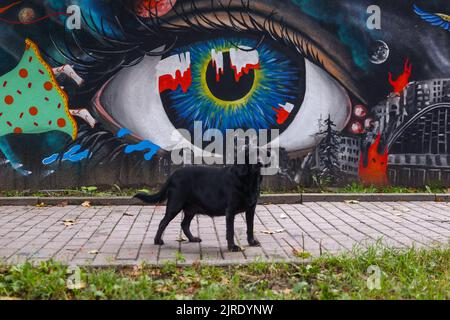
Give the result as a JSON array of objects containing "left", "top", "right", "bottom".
[{"left": 155, "top": 0, "right": 368, "bottom": 104}]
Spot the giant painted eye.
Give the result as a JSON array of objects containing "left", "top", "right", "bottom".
[
  {"left": 94, "top": 34, "right": 351, "bottom": 152},
  {"left": 157, "top": 37, "right": 305, "bottom": 134}
]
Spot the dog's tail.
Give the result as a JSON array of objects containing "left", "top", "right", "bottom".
[{"left": 134, "top": 181, "right": 169, "bottom": 204}]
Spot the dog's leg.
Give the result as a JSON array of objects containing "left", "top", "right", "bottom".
[
  {"left": 154, "top": 214, "right": 177, "bottom": 245},
  {"left": 226, "top": 211, "right": 241, "bottom": 252},
  {"left": 245, "top": 206, "right": 260, "bottom": 247},
  {"left": 154, "top": 203, "right": 182, "bottom": 245},
  {"left": 181, "top": 211, "right": 201, "bottom": 242}
]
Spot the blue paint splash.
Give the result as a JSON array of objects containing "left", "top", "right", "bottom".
[
  {"left": 42, "top": 154, "right": 59, "bottom": 165},
  {"left": 124, "top": 141, "right": 161, "bottom": 161},
  {"left": 116, "top": 128, "right": 161, "bottom": 161},
  {"left": 117, "top": 128, "right": 132, "bottom": 138},
  {"left": 42, "top": 145, "right": 91, "bottom": 165}
]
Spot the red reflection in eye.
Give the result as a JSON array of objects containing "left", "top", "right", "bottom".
[
  {"left": 231, "top": 63, "right": 260, "bottom": 83},
  {"left": 134, "top": 0, "right": 176, "bottom": 18},
  {"left": 159, "top": 68, "right": 192, "bottom": 93},
  {"left": 272, "top": 103, "right": 294, "bottom": 125},
  {"left": 272, "top": 107, "right": 289, "bottom": 125}
]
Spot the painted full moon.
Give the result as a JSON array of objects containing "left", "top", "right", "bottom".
[{"left": 369, "top": 40, "right": 390, "bottom": 64}]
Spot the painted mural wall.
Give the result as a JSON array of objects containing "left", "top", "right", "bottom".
[{"left": 0, "top": 0, "right": 449, "bottom": 190}]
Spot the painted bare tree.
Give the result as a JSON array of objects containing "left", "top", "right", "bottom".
[{"left": 313, "top": 115, "right": 342, "bottom": 186}]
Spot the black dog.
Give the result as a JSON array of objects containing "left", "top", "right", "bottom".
[{"left": 134, "top": 162, "right": 263, "bottom": 252}]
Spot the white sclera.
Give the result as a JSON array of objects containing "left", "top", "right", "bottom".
[
  {"left": 271, "top": 60, "right": 351, "bottom": 152},
  {"left": 98, "top": 50, "right": 188, "bottom": 150}
]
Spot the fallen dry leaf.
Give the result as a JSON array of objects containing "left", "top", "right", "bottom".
[
  {"left": 393, "top": 207, "right": 410, "bottom": 213},
  {"left": 88, "top": 250, "right": 99, "bottom": 255},
  {"left": 176, "top": 236, "right": 188, "bottom": 242},
  {"left": 81, "top": 201, "right": 91, "bottom": 208},
  {"left": 35, "top": 202, "right": 46, "bottom": 207},
  {"left": 123, "top": 213, "right": 134, "bottom": 217},
  {"left": 63, "top": 219, "right": 76, "bottom": 227},
  {"left": 67, "top": 282, "right": 86, "bottom": 290},
  {"left": 261, "top": 229, "right": 285, "bottom": 235},
  {"left": 131, "top": 264, "right": 143, "bottom": 277},
  {"left": 281, "top": 288, "right": 292, "bottom": 295},
  {"left": 345, "top": 200, "right": 360, "bottom": 204}
]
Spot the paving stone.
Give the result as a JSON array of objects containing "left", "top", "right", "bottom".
[{"left": 0, "top": 202, "right": 448, "bottom": 266}]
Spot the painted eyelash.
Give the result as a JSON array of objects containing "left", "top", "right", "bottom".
[
  {"left": 48, "top": 0, "right": 324, "bottom": 93},
  {"left": 167, "top": 0, "right": 324, "bottom": 66}
]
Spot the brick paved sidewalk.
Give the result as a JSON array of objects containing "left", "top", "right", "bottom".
[{"left": 0, "top": 202, "right": 449, "bottom": 266}]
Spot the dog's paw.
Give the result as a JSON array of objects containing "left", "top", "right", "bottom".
[
  {"left": 228, "top": 245, "right": 242, "bottom": 252},
  {"left": 248, "top": 239, "right": 261, "bottom": 247},
  {"left": 189, "top": 237, "right": 202, "bottom": 243},
  {"left": 154, "top": 239, "right": 164, "bottom": 245}
]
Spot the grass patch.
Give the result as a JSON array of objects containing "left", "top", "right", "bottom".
[
  {"left": 0, "top": 183, "right": 448, "bottom": 197},
  {"left": 0, "top": 244, "right": 448, "bottom": 300},
  {"left": 0, "top": 186, "right": 159, "bottom": 198},
  {"left": 339, "top": 183, "right": 447, "bottom": 194}
]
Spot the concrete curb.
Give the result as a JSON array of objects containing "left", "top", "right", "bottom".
[
  {"left": 301, "top": 193, "right": 436, "bottom": 202},
  {"left": 0, "top": 197, "right": 40, "bottom": 206},
  {"left": 34, "top": 196, "right": 143, "bottom": 206},
  {"left": 260, "top": 194, "right": 303, "bottom": 204},
  {"left": 0, "top": 193, "right": 447, "bottom": 206},
  {"left": 435, "top": 194, "right": 450, "bottom": 202}
]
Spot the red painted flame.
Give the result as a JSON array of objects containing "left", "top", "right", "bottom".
[
  {"left": 388, "top": 58, "right": 412, "bottom": 94},
  {"left": 358, "top": 133, "right": 389, "bottom": 185},
  {"left": 158, "top": 68, "right": 192, "bottom": 93}
]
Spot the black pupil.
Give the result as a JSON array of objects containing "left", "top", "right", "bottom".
[{"left": 205, "top": 51, "right": 255, "bottom": 102}]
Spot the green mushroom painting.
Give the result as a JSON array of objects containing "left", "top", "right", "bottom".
[
  {"left": 0, "top": 39, "right": 78, "bottom": 140},
  {"left": 0, "top": 39, "right": 97, "bottom": 177}
]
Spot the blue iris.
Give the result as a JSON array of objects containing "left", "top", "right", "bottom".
[{"left": 160, "top": 37, "right": 305, "bottom": 133}]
